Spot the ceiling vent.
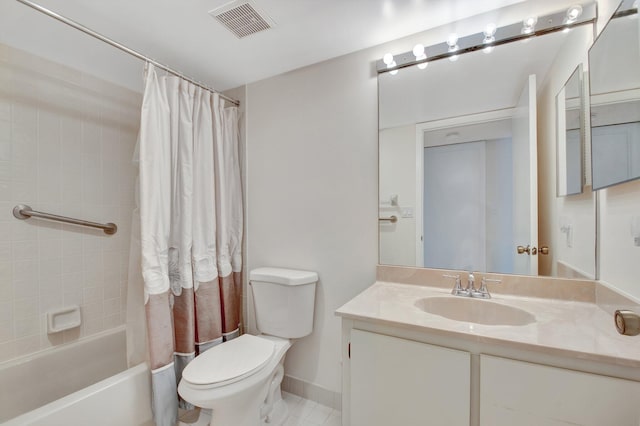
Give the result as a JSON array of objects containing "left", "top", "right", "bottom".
[{"left": 209, "top": 1, "right": 275, "bottom": 39}]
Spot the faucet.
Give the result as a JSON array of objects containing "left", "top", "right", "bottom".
[{"left": 444, "top": 272, "right": 501, "bottom": 298}]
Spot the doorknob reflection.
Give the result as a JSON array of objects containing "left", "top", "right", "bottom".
[
  {"left": 517, "top": 245, "right": 550, "bottom": 255},
  {"left": 517, "top": 245, "right": 538, "bottom": 255}
]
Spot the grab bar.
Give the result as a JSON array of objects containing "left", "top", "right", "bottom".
[
  {"left": 12, "top": 204, "right": 117, "bottom": 235},
  {"left": 378, "top": 215, "right": 398, "bottom": 223}
]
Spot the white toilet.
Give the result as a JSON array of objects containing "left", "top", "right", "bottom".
[{"left": 178, "top": 267, "right": 318, "bottom": 426}]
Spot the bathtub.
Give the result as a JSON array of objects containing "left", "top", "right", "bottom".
[{"left": 0, "top": 326, "right": 152, "bottom": 425}]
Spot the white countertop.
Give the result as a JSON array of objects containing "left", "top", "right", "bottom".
[{"left": 336, "top": 281, "right": 640, "bottom": 368}]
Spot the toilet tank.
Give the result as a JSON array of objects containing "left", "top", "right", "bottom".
[{"left": 250, "top": 267, "right": 318, "bottom": 339}]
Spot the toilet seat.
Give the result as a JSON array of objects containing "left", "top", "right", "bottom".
[{"left": 181, "top": 334, "right": 275, "bottom": 388}]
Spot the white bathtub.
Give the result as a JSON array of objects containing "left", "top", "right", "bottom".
[{"left": 0, "top": 326, "right": 152, "bottom": 425}]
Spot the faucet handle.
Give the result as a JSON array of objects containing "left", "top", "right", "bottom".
[
  {"left": 444, "top": 274, "right": 468, "bottom": 296},
  {"left": 471, "top": 277, "right": 501, "bottom": 299}
]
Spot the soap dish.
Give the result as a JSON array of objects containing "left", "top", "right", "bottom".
[{"left": 47, "top": 305, "right": 81, "bottom": 334}]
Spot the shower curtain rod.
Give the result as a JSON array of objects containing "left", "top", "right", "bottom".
[{"left": 15, "top": 0, "right": 240, "bottom": 106}]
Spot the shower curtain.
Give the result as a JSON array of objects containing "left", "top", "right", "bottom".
[{"left": 136, "top": 64, "right": 243, "bottom": 426}]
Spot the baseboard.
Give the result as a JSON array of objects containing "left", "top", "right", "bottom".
[{"left": 282, "top": 375, "right": 342, "bottom": 411}]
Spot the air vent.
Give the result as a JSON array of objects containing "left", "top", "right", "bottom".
[{"left": 209, "top": 1, "right": 275, "bottom": 39}]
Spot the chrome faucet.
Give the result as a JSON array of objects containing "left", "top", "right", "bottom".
[{"left": 444, "top": 272, "right": 501, "bottom": 298}]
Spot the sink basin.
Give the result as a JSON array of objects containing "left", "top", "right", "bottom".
[{"left": 414, "top": 296, "right": 536, "bottom": 326}]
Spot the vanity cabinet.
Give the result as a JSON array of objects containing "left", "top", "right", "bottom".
[
  {"left": 349, "top": 329, "right": 470, "bottom": 426},
  {"left": 345, "top": 327, "right": 640, "bottom": 426},
  {"left": 480, "top": 355, "right": 640, "bottom": 426}
]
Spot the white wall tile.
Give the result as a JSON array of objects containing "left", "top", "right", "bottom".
[
  {"left": 13, "top": 298, "right": 37, "bottom": 319},
  {"left": 14, "top": 314, "right": 39, "bottom": 338},
  {"left": 1, "top": 43, "right": 140, "bottom": 361}
]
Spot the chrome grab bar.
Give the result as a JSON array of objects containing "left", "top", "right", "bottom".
[
  {"left": 12, "top": 204, "right": 117, "bottom": 235},
  {"left": 378, "top": 215, "right": 398, "bottom": 223}
]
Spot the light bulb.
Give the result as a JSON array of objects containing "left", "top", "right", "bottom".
[
  {"left": 483, "top": 24, "right": 496, "bottom": 44},
  {"left": 412, "top": 44, "right": 425, "bottom": 58},
  {"left": 447, "top": 33, "right": 459, "bottom": 51},
  {"left": 383, "top": 53, "right": 394, "bottom": 65},
  {"left": 483, "top": 45, "right": 494, "bottom": 54},
  {"left": 566, "top": 5, "right": 583, "bottom": 22},
  {"left": 387, "top": 60, "right": 398, "bottom": 74},
  {"left": 522, "top": 16, "right": 537, "bottom": 34},
  {"left": 418, "top": 62, "right": 428, "bottom": 70},
  {"left": 484, "top": 23, "right": 496, "bottom": 37},
  {"left": 449, "top": 54, "right": 459, "bottom": 62}
]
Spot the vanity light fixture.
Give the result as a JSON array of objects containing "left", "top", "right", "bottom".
[
  {"left": 566, "top": 5, "right": 583, "bottom": 23},
  {"left": 413, "top": 44, "right": 428, "bottom": 69},
  {"left": 376, "top": 2, "right": 596, "bottom": 74},
  {"left": 522, "top": 16, "right": 538, "bottom": 34}
]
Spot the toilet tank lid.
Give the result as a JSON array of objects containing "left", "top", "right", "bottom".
[{"left": 250, "top": 267, "right": 318, "bottom": 285}]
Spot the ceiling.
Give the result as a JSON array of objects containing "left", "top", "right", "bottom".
[{"left": 0, "top": 0, "right": 587, "bottom": 93}]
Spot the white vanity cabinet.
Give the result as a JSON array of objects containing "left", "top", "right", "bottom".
[
  {"left": 480, "top": 355, "right": 640, "bottom": 426},
  {"left": 344, "top": 326, "right": 640, "bottom": 426},
  {"left": 349, "top": 329, "right": 470, "bottom": 426}
]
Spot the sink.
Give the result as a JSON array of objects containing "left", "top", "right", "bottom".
[{"left": 414, "top": 296, "right": 536, "bottom": 326}]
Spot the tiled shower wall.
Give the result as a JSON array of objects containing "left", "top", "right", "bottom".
[{"left": 0, "top": 43, "right": 141, "bottom": 363}]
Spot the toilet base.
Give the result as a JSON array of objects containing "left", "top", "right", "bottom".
[{"left": 264, "top": 397, "right": 289, "bottom": 426}]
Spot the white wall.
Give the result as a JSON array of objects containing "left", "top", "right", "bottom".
[
  {"left": 0, "top": 43, "right": 139, "bottom": 363},
  {"left": 379, "top": 125, "right": 416, "bottom": 266},
  {"left": 245, "top": 49, "right": 379, "bottom": 392}
]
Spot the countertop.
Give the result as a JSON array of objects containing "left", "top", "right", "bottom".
[{"left": 336, "top": 281, "right": 640, "bottom": 368}]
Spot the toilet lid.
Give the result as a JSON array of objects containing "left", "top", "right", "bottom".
[{"left": 182, "top": 334, "right": 275, "bottom": 386}]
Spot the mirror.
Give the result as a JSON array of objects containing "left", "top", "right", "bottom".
[
  {"left": 379, "top": 21, "right": 597, "bottom": 277},
  {"left": 556, "top": 65, "right": 585, "bottom": 196},
  {"left": 589, "top": 0, "right": 640, "bottom": 190}
]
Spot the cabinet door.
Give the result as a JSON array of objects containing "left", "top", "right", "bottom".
[
  {"left": 350, "top": 329, "right": 470, "bottom": 426},
  {"left": 480, "top": 355, "right": 640, "bottom": 426}
]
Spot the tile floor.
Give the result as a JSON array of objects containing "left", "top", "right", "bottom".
[{"left": 282, "top": 392, "right": 341, "bottom": 426}]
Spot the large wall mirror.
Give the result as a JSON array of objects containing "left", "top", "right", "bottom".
[
  {"left": 379, "top": 9, "right": 597, "bottom": 278},
  {"left": 589, "top": 0, "right": 640, "bottom": 190}
]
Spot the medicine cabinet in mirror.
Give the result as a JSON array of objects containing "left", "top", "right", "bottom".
[
  {"left": 556, "top": 65, "right": 585, "bottom": 197},
  {"left": 589, "top": 0, "right": 640, "bottom": 191}
]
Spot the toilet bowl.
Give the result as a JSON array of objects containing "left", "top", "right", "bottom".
[
  {"left": 178, "top": 267, "right": 318, "bottom": 426},
  {"left": 178, "top": 334, "right": 291, "bottom": 426}
]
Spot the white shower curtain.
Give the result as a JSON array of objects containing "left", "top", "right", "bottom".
[{"left": 136, "top": 64, "right": 243, "bottom": 426}]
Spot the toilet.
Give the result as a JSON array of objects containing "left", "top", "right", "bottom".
[{"left": 178, "top": 267, "right": 318, "bottom": 426}]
